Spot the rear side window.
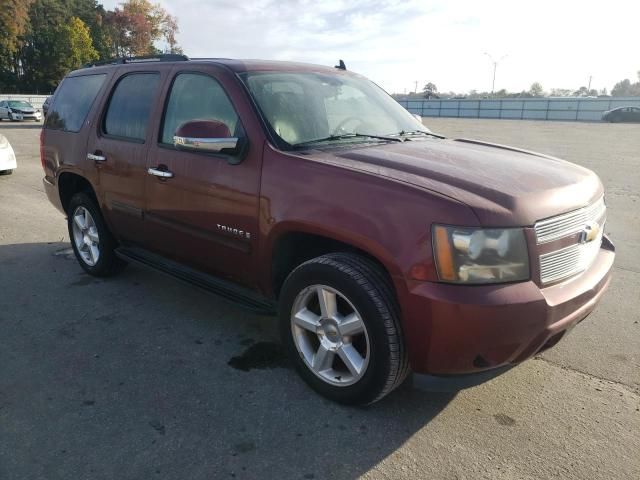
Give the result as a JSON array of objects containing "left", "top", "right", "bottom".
[
  {"left": 45, "top": 74, "right": 106, "bottom": 132},
  {"left": 103, "top": 73, "right": 160, "bottom": 142},
  {"left": 160, "top": 73, "right": 240, "bottom": 144}
]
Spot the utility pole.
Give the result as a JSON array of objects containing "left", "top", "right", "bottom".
[
  {"left": 484, "top": 53, "right": 508, "bottom": 95},
  {"left": 587, "top": 75, "right": 592, "bottom": 91},
  {"left": 414, "top": 80, "right": 418, "bottom": 94}
]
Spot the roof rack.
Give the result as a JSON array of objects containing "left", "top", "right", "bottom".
[{"left": 83, "top": 54, "right": 190, "bottom": 68}]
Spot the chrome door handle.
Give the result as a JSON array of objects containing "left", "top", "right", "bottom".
[
  {"left": 87, "top": 153, "right": 106, "bottom": 162},
  {"left": 148, "top": 167, "right": 174, "bottom": 178}
]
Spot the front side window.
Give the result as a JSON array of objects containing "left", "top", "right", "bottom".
[
  {"left": 104, "top": 73, "right": 161, "bottom": 141},
  {"left": 161, "top": 73, "right": 241, "bottom": 145},
  {"left": 45, "top": 74, "right": 106, "bottom": 132},
  {"left": 242, "top": 71, "right": 427, "bottom": 146}
]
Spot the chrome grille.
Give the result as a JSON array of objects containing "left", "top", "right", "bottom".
[
  {"left": 534, "top": 197, "right": 606, "bottom": 244},
  {"left": 535, "top": 198, "right": 606, "bottom": 284}
]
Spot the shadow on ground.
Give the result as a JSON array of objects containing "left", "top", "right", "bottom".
[{"left": 0, "top": 242, "right": 456, "bottom": 480}]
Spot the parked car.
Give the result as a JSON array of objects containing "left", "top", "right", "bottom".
[
  {"left": 41, "top": 55, "right": 614, "bottom": 405},
  {"left": 0, "top": 100, "right": 42, "bottom": 121},
  {"left": 0, "top": 134, "right": 17, "bottom": 175},
  {"left": 42, "top": 96, "right": 52, "bottom": 118},
  {"left": 602, "top": 106, "right": 640, "bottom": 123}
]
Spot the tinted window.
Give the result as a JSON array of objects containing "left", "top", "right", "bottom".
[
  {"left": 161, "top": 73, "right": 240, "bottom": 144},
  {"left": 45, "top": 74, "right": 106, "bottom": 132},
  {"left": 104, "top": 73, "right": 160, "bottom": 141}
]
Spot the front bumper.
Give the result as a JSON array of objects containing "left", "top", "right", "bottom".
[
  {"left": 403, "top": 235, "right": 615, "bottom": 375},
  {"left": 11, "top": 112, "right": 41, "bottom": 121}
]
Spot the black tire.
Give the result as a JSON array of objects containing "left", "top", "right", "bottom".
[
  {"left": 279, "top": 253, "right": 409, "bottom": 405},
  {"left": 0, "top": 169, "right": 12, "bottom": 175},
  {"left": 67, "top": 192, "right": 126, "bottom": 277}
]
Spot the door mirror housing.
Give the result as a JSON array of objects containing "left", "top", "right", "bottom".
[{"left": 173, "top": 120, "right": 239, "bottom": 154}]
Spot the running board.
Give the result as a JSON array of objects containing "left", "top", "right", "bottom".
[{"left": 115, "top": 246, "right": 276, "bottom": 315}]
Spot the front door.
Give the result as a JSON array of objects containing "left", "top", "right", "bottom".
[
  {"left": 87, "top": 69, "right": 166, "bottom": 244},
  {"left": 143, "top": 67, "right": 262, "bottom": 287}
]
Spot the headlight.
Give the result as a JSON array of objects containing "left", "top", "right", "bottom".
[{"left": 432, "top": 225, "right": 529, "bottom": 284}]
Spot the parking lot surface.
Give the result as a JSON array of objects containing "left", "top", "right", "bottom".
[{"left": 1, "top": 119, "right": 638, "bottom": 479}]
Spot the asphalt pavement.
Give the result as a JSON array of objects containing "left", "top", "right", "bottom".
[{"left": 0, "top": 119, "right": 638, "bottom": 479}]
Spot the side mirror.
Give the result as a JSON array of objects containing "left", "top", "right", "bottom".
[
  {"left": 412, "top": 113, "right": 423, "bottom": 122},
  {"left": 173, "top": 120, "right": 239, "bottom": 153}
]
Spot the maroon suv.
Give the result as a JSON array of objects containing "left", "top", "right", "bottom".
[{"left": 42, "top": 55, "right": 614, "bottom": 405}]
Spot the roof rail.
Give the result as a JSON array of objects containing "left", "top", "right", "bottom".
[{"left": 83, "top": 54, "right": 189, "bottom": 68}]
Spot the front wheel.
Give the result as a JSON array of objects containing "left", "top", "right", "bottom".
[
  {"left": 0, "top": 169, "right": 12, "bottom": 175},
  {"left": 279, "top": 253, "right": 409, "bottom": 405},
  {"left": 67, "top": 192, "right": 126, "bottom": 277}
]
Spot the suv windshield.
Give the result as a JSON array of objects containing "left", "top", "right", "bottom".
[
  {"left": 8, "top": 101, "right": 32, "bottom": 109},
  {"left": 242, "top": 71, "right": 428, "bottom": 147}
]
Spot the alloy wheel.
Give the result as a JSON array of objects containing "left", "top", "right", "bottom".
[
  {"left": 291, "top": 285, "right": 370, "bottom": 386},
  {"left": 71, "top": 206, "right": 100, "bottom": 266}
]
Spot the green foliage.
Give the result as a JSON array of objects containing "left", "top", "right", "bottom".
[
  {"left": 60, "top": 17, "right": 99, "bottom": 70},
  {"left": 0, "top": 0, "right": 180, "bottom": 93}
]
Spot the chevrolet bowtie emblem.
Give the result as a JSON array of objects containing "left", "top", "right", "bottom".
[{"left": 579, "top": 221, "right": 600, "bottom": 244}]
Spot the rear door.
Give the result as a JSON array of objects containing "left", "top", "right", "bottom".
[
  {"left": 86, "top": 67, "right": 168, "bottom": 244},
  {"left": 143, "top": 65, "right": 263, "bottom": 287}
]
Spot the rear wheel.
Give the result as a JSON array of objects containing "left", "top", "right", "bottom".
[
  {"left": 0, "top": 169, "right": 12, "bottom": 175},
  {"left": 67, "top": 192, "right": 126, "bottom": 277},
  {"left": 279, "top": 253, "right": 409, "bottom": 405}
]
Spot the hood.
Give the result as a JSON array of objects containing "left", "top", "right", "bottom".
[{"left": 301, "top": 137, "right": 603, "bottom": 226}]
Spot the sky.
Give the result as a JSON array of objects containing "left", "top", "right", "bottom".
[{"left": 101, "top": 0, "right": 639, "bottom": 95}]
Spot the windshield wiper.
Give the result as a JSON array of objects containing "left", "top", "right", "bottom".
[
  {"left": 394, "top": 130, "right": 445, "bottom": 139},
  {"left": 293, "top": 132, "right": 403, "bottom": 149}
]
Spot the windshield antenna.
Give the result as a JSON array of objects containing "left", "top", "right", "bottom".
[{"left": 335, "top": 59, "right": 346, "bottom": 70}]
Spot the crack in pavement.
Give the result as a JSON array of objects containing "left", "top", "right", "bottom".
[{"left": 535, "top": 356, "right": 640, "bottom": 397}]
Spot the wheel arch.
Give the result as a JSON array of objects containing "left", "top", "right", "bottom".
[
  {"left": 58, "top": 172, "right": 98, "bottom": 214},
  {"left": 266, "top": 223, "right": 405, "bottom": 302}
]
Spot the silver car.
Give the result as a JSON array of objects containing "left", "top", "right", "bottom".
[{"left": 0, "top": 100, "right": 42, "bottom": 122}]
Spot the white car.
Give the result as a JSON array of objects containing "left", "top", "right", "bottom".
[
  {"left": 0, "top": 100, "right": 42, "bottom": 122},
  {"left": 0, "top": 134, "right": 17, "bottom": 175}
]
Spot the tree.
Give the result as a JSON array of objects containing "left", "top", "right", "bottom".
[
  {"left": 0, "top": 0, "right": 33, "bottom": 60},
  {"left": 0, "top": 0, "right": 181, "bottom": 92},
  {"left": 611, "top": 78, "right": 635, "bottom": 96},
  {"left": 59, "top": 16, "right": 98, "bottom": 70},
  {"left": 105, "top": 0, "right": 180, "bottom": 57},
  {"left": 161, "top": 12, "right": 181, "bottom": 54},
  {"left": 529, "top": 82, "right": 544, "bottom": 97},
  {"left": 422, "top": 82, "right": 438, "bottom": 94},
  {"left": 19, "top": 0, "right": 72, "bottom": 92},
  {"left": 549, "top": 88, "right": 572, "bottom": 97},
  {"left": 0, "top": 0, "right": 34, "bottom": 90}
]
